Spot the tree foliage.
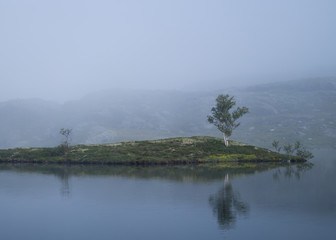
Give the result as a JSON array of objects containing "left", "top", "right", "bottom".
[
  {"left": 208, "top": 94, "right": 249, "bottom": 146},
  {"left": 273, "top": 140, "right": 314, "bottom": 160},
  {"left": 294, "top": 141, "right": 314, "bottom": 159},
  {"left": 272, "top": 140, "right": 282, "bottom": 153},
  {"left": 59, "top": 128, "right": 72, "bottom": 150},
  {"left": 283, "top": 143, "right": 294, "bottom": 156}
]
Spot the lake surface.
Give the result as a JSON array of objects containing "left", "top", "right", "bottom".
[{"left": 0, "top": 150, "right": 335, "bottom": 240}]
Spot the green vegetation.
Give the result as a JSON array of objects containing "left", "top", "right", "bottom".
[
  {"left": 272, "top": 140, "right": 282, "bottom": 153},
  {"left": 272, "top": 140, "right": 314, "bottom": 160},
  {"left": 0, "top": 136, "right": 306, "bottom": 165},
  {"left": 59, "top": 128, "right": 72, "bottom": 151},
  {"left": 208, "top": 94, "right": 249, "bottom": 147}
]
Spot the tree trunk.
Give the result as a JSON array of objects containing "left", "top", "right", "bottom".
[{"left": 223, "top": 133, "right": 229, "bottom": 147}]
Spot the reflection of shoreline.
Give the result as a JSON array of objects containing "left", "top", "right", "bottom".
[
  {"left": 0, "top": 162, "right": 313, "bottom": 198},
  {"left": 209, "top": 174, "right": 250, "bottom": 230},
  {"left": 272, "top": 162, "right": 313, "bottom": 181},
  {"left": 0, "top": 162, "right": 296, "bottom": 182}
]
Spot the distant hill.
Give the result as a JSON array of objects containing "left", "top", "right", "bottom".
[
  {"left": 231, "top": 77, "right": 336, "bottom": 149},
  {"left": 0, "top": 77, "right": 335, "bottom": 149},
  {"left": 243, "top": 77, "right": 336, "bottom": 92}
]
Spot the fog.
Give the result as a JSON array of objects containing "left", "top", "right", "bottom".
[
  {"left": 1, "top": 0, "right": 336, "bottom": 149},
  {"left": 1, "top": 0, "right": 336, "bottom": 102}
]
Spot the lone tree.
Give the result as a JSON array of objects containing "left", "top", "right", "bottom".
[
  {"left": 59, "top": 128, "right": 72, "bottom": 149},
  {"left": 208, "top": 94, "right": 249, "bottom": 147}
]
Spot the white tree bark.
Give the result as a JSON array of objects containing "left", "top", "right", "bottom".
[{"left": 223, "top": 133, "right": 229, "bottom": 147}]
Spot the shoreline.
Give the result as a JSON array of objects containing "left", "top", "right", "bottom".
[{"left": 0, "top": 136, "right": 306, "bottom": 165}]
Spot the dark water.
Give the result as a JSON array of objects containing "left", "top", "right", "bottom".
[{"left": 0, "top": 150, "right": 335, "bottom": 240}]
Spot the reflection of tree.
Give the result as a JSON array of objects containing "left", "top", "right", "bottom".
[
  {"left": 272, "top": 163, "right": 313, "bottom": 181},
  {"left": 58, "top": 168, "right": 70, "bottom": 197},
  {"left": 209, "top": 174, "right": 249, "bottom": 230}
]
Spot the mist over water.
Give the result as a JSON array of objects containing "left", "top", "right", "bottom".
[
  {"left": 1, "top": 2, "right": 335, "bottom": 240},
  {"left": 1, "top": 1, "right": 336, "bottom": 149}
]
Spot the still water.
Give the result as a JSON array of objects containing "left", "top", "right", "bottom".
[{"left": 0, "top": 150, "right": 335, "bottom": 240}]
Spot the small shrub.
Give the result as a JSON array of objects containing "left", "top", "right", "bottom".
[
  {"left": 277, "top": 141, "right": 313, "bottom": 160},
  {"left": 296, "top": 147, "right": 314, "bottom": 160},
  {"left": 283, "top": 143, "right": 294, "bottom": 155},
  {"left": 50, "top": 144, "right": 68, "bottom": 156},
  {"left": 272, "top": 140, "right": 282, "bottom": 153}
]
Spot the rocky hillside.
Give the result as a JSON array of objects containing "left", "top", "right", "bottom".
[{"left": 0, "top": 77, "right": 335, "bottom": 149}]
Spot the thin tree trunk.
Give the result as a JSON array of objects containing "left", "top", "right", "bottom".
[{"left": 223, "top": 133, "right": 229, "bottom": 147}]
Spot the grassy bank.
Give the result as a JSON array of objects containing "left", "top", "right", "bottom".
[{"left": 0, "top": 136, "right": 306, "bottom": 165}]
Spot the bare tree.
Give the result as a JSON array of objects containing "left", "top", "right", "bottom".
[
  {"left": 272, "top": 140, "right": 282, "bottom": 153},
  {"left": 59, "top": 128, "right": 72, "bottom": 149}
]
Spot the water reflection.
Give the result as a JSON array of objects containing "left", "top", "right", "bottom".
[
  {"left": 60, "top": 171, "right": 70, "bottom": 197},
  {"left": 209, "top": 174, "right": 249, "bottom": 230},
  {"left": 272, "top": 162, "right": 313, "bottom": 181},
  {"left": 0, "top": 161, "right": 317, "bottom": 238},
  {"left": 0, "top": 163, "right": 279, "bottom": 183},
  {"left": 0, "top": 162, "right": 314, "bottom": 198},
  {"left": 208, "top": 162, "right": 314, "bottom": 230}
]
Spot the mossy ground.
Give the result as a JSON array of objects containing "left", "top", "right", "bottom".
[{"left": 0, "top": 136, "right": 305, "bottom": 165}]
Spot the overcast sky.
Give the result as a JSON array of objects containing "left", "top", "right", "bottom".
[{"left": 1, "top": 0, "right": 336, "bottom": 101}]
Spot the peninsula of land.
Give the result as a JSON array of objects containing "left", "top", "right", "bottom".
[{"left": 0, "top": 136, "right": 306, "bottom": 165}]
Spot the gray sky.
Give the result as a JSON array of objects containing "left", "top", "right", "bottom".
[{"left": 1, "top": 0, "right": 336, "bottom": 101}]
